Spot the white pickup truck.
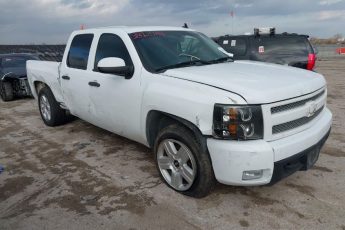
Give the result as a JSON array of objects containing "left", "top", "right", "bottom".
[{"left": 27, "top": 26, "right": 332, "bottom": 197}]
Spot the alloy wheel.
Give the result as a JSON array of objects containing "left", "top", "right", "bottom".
[
  {"left": 40, "top": 95, "right": 51, "bottom": 121},
  {"left": 157, "top": 139, "right": 197, "bottom": 191}
]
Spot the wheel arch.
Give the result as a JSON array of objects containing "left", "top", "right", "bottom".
[
  {"left": 33, "top": 81, "right": 49, "bottom": 98},
  {"left": 148, "top": 110, "right": 216, "bottom": 197},
  {"left": 145, "top": 110, "right": 207, "bottom": 149}
]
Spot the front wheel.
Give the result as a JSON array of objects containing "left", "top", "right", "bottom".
[
  {"left": 154, "top": 124, "right": 216, "bottom": 198},
  {"left": 0, "top": 82, "right": 14, "bottom": 102}
]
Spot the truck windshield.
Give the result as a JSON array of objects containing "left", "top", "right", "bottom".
[{"left": 129, "top": 31, "right": 231, "bottom": 72}]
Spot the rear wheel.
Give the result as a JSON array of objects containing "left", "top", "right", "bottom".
[
  {"left": 38, "top": 87, "right": 69, "bottom": 126},
  {"left": 154, "top": 124, "right": 216, "bottom": 198},
  {"left": 0, "top": 82, "right": 14, "bottom": 102}
]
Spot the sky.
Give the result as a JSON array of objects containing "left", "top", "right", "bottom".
[{"left": 0, "top": 0, "right": 344, "bottom": 44}]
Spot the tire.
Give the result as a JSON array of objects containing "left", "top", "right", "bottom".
[
  {"left": 0, "top": 81, "right": 14, "bottom": 102},
  {"left": 38, "top": 87, "right": 69, "bottom": 126},
  {"left": 154, "top": 124, "right": 216, "bottom": 198}
]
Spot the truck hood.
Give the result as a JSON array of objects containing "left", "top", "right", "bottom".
[{"left": 162, "top": 60, "right": 326, "bottom": 104}]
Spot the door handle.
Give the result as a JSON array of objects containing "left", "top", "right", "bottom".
[
  {"left": 88, "top": 81, "right": 100, "bottom": 87},
  {"left": 61, "top": 75, "right": 70, "bottom": 80}
]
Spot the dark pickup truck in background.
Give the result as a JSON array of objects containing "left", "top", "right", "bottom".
[
  {"left": 0, "top": 45, "right": 65, "bottom": 102},
  {"left": 214, "top": 28, "right": 317, "bottom": 71},
  {"left": 0, "top": 53, "right": 39, "bottom": 101}
]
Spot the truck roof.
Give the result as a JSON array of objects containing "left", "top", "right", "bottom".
[
  {"left": 75, "top": 26, "right": 194, "bottom": 34},
  {"left": 217, "top": 33, "right": 309, "bottom": 39}
]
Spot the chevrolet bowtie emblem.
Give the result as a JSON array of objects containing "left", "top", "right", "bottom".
[{"left": 307, "top": 101, "right": 317, "bottom": 117}]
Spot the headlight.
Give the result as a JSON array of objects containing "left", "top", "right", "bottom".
[{"left": 213, "top": 104, "right": 264, "bottom": 140}]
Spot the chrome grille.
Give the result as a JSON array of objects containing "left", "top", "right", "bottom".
[
  {"left": 272, "top": 106, "right": 324, "bottom": 134},
  {"left": 271, "top": 90, "right": 325, "bottom": 114}
]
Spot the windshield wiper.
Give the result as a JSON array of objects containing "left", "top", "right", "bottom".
[
  {"left": 155, "top": 57, "right": 233, "bottom": 72},
  {"left": 155, "top": 60, "right": 211, "bottom": 72}
]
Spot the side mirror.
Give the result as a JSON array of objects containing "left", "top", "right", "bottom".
[{"left": 97, "top": 57, "right": 134, "bottom": 79}]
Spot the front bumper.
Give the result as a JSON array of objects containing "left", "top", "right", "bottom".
[{"left": 207, "top": 107, "right": 332, "bottom": 186}]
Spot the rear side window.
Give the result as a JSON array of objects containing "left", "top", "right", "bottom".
[
  {"left": 219, "top": 38, "right": 247, "bottom": 56},
  {"left": 94, "top": 33, "right": 133, "bottom": 70},
  {"left": 67, "top": 34, "right": 94, "bottom": 70},
  {"left": 251, "top": 36, "right": 309, "bottom": 57}
]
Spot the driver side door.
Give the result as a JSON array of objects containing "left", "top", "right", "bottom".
[{"left": 86, "top": 33, "right": 142, "bottom": 140}]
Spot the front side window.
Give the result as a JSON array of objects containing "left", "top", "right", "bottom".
[
  {"left": 129, "top": 31, "right": 230, "bottom": 72},
  {"left": 67, "top": 34, "right": 94, "bottom": 70},
  {"left": 94, "top": 33, "right": 133, "bottom": 70}
]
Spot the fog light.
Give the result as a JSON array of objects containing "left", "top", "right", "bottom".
[{"left": 242, "top": 170, "right": 263, "bottom": 180}]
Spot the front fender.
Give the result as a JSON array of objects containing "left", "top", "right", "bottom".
[{"left": 140, "top": 72, "right": 246, "bottom": 139}]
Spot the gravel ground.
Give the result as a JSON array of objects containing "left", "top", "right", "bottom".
[{"left": 0, "top": 59, "right": 345, "bottom": 230}]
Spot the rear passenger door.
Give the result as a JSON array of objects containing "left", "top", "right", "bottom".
[{"left": 60, "top": 33, "right": 95, "bottom": 121}]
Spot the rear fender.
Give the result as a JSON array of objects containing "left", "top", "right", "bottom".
[{"left": 26, "top": 60, "right": 63, "bottom": 102}]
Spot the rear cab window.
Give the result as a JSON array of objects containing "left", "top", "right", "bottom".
[{"left": 67, "top": 34, "right": 94, "bottom": 70}]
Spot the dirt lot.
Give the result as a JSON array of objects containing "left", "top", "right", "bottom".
[{"left": 1, "top": 59, "right": 345, "bottom": 230}]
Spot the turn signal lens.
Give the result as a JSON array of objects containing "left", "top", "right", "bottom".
[{"left": 228, "top": 124, "right": 237, "bottom": 136}]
